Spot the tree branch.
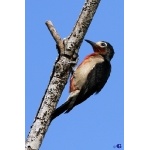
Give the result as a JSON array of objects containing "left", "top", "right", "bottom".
[
  {"left": 25, "top": 0, "right": 101, "bottom": 150},
  {"left": 45, "top": 21, "right": 64, "bottom": 53}
]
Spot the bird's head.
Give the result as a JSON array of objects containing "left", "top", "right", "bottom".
[{"left": 85, "top": 39, "right": 114, "bottom": 61}]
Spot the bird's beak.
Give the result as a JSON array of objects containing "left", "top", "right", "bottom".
[
  {"left": 85, "top": 39, "right": 96, "bottom": 47},
  {"left": 85, "top": 39, "right": 98, "bottom": 52}
]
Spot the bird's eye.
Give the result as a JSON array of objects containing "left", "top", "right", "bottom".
[{"left": 101, "top": 43, "right": 107, "bottom": 47}]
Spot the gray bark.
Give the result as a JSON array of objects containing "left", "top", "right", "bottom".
[{"left": 25, "top": 0, "right": 101, "bottom": 150}]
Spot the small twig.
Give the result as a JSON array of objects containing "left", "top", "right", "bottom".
[
  {"left": 45, "top": 21, "right": 61, "bottom": 43},
  {"left": 45, "top": 21, "right": 64, "bottom": 53}
]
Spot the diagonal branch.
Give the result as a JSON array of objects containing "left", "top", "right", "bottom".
[
  {"left": 65, "top": 0, "right": 100, "bottom": 58},
  {"left": 25, "top": 0, "right": 101, "bottom": 150}
]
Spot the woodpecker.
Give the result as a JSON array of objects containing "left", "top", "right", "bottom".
[{"left": 51, "top": 39, "right": 114, "bottom": 120}]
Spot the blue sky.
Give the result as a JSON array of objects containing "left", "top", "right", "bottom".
[{"left": 26, "top": 0, "right": 124, "bottom": 149}]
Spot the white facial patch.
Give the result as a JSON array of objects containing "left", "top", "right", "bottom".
[{"left": 96, "top": 41, "right": 107, "bottom": 48}]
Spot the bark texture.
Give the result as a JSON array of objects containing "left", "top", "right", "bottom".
[{"left": 25, "top": 0, "right": 101, "bottom": 150}]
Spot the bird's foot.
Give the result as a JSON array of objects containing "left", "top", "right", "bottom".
[{"left": 68, "top": 58, "right": 78, "bottom": 74}]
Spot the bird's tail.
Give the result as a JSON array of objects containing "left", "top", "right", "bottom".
[
  {"left": 51, "top": 101, "right": 70, "bottom": 121},
  {"left": 51, "top": 91, "right": 79, "bottom": 121}
]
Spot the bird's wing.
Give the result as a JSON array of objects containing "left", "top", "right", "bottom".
[{"left": 74, "top": 61, "right": 111, "bottom": 106}]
